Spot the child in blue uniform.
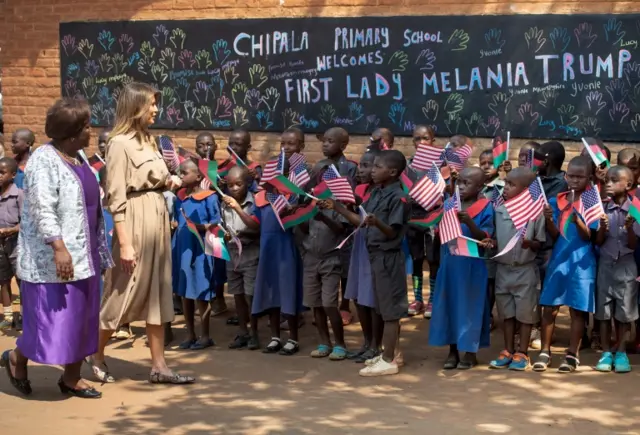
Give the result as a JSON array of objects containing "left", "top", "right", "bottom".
[
  {"left": 429, "top": 167, "right": 494, "bottom": 370},
  {"left": 253, "top": 177, "right": 304, "bottom": 356},
  {"left": 172, "top": 159, "right": 222, "bottom": 351},
  {"left": 533, "top": 156, "right": 598, "bottom": 373}
]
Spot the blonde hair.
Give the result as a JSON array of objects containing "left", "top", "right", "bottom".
[{"left": 110, "top": 82, "right": 158, "bottom": 144}]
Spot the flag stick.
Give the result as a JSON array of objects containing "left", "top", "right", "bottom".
[{"left": 536, "top": 177, "right": 548, "bottom": 205}]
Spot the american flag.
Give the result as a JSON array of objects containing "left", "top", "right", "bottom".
[
  {"left": 266, "top": 192, "right": 288, "bottom": 230},
  {"left": 159, "top": 136, "right": 180, "bottom": 172},
  {"left": 578, "top": 186, "right": 604, "bottom": 226},
  {"left": 524, "top": 149, "right": 544, "bottom": 171},
  {"left": 442, "top": 144, "right": 472, "bottom": 171},
  {"left": 289, "top": 153, "right": 306, "bottom": 171},
  {"left": 492, "top": 223, "right": 528, "bottom": 259},
  {"left": 490, "top": 186, "right": 504, "bottom": 208},
  {"left": 504, "top": 179, "right": 545, "bottom": 229},
  {"left": 260, "top": 149, "right": 285, "bottom": 185},
  {"left": 409, "top": 163, "right": 445, "bottom": 211},
  {"left": 289, "top": 162, "right": 310, "bottom": 188},
  {"left": 411, "top": 143, "right": 443, "bottom": 171},
  {"left": 323, "top": 165, "right": 356, "bottom": 203},
  {"left": 439, "top": 196, "right": 462, "bottom": 243}
]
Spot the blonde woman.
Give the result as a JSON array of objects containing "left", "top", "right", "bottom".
[{"left": 86, "top": 83, "right": 194, "bottom": 384}]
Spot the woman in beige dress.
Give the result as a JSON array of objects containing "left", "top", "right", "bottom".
[{"left": 86, "top": 82, "right": 195, "bottom": 384}]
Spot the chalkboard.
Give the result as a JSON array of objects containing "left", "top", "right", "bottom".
[{"left": 60, "top": 16, "right": 640, "bottom": 141}]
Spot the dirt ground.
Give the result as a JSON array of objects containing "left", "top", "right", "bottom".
[{"left": 1, "top": 295, "right": 640, "bottom": 435}]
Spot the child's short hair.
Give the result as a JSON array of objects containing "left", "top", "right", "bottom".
[
  {"left": 361, "top": 149, "right": 380, "bottom": 161},
  {"left": 450, "top": 134, "right": 470, "bottom": 148},
  {"left": 378, "top": 150, "right": 406, "bottom": 174},
  {"left": 539, "top": 141, "right": 566, "bottom": 168},
  {"left": 0, "top": 157, "right": 18, "bottom": 174},
  {"left": 284, "top": 127, "right": 304, "bottom": 144},
  {"left": 227, "top": 165, "right": 251, "bottom": 185},
  {"left": 479, "top": 149, "right": 493, "bottom": 159},
  {"left": 413, "top": 125, "right": 435, "bottom": 140},
  {"left": 568, "top": 155, "right": 594, "bottom": 175},
  {"left": 14, "top": 128, "right": 35, "bottom": 145},
  {"left": 196, "top": 131, "right": 214, "bottom": 141},
  {"left": 617, "top": 148, "right": 639, "bottom": 165}
]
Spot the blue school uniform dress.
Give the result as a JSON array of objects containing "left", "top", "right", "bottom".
[
  {"left": 540, "top": 193, "right": 597, "bottom": 312},
  {"left": 172, "top": 190, "right": 223, "bottom": 301},
  {"left": 14, "top": 168, "right": 24, "bottom": 189},
  {"left": 429, "top": 198, "right": 494, "bottom": 353},
  {"left": 252, "top": 191, "right": 303, "bottom": 316}
]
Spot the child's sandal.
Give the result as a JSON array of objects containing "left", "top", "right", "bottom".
[
  {"left": 279, "top": 339, "right": 300, "bottom": 356},
  {"left": 310, "top": 344, "right": 332, "bottom": 358},
  {"left": 329, "top": 346, "right": 348, "bottom": 361},
  {"left": 557, "top": 355, "right": 579, "bottom": 373},
  {"left": 262, "top": 338, "right": 282, "bottom": 354},
  {"left": 532, "top": 352, "right": 551, "bottom": 372}
]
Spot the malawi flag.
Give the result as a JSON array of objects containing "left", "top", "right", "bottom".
[
  {"left": 400, "top": 166, "right": 418, "bottom": 194},
  {"left": 630, "top": 195, "right": 640, "bottom": 223},
  {"left": 181, "top": 210, "right": 205, "bottom": 252},
  {"left": 266, "top": 174, "right": 307, "bottom": 196},
  {"left": 409, "top": 208, "right": 443, "bottom": 228},
  {"left": 492, "top": 131, "right": 509, "bottom": 168},
  {"left": 559, "top": 209, "right": 573, "bottom": 238},
  {"left": 198, "top": 159, "right": 219, "bottom": 188},
  {"left": 582, "top": 137, "right": 610, "bottom": 168},
  {"left": 205, "top": 226, "right": 230, "bottom": 261},
  {"left": 312, "top": 181, "right": 333, "bottom": 200},
  {"left": 282, "top": 203, "right": 319, "bottom": 229},
  {"left": 448, "top": 236, "right": 482, "bottom": 258}
]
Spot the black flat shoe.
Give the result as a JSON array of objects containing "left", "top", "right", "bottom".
[
  {"left": 0, "top": 350, "right": 31, "bottom": 396},
  {"left": 58, "top": 377, "right": 101, "bottom": 399}
]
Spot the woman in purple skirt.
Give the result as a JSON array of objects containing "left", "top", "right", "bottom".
[{"left": 0, "top": 98, "right": 113, "bottom": 398}]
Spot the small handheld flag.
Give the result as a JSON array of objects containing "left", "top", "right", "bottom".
[
  {"left": 492, "top": 223, "right": 528, "bottom": 259},
  {"left": 492, "top": 132, "right": 509, "bottom": 168},
  {"left": 577, "top": 185, "right": 604, "bottom": 227},
  {"left": 226, "top": 145, "right": 247, "bottom": 167},
  {"left": 409, "top": 163, "right": 445, "bottom": 211},
  {"left": 504, "top": 179, "right": 545, "bottom": 229},
  {"left": 181, "top": 209, "right": 205, "bottom": 252},
  {"left": 411, "top": 142, "right": 444, "bottom": 171},
  {"left": 448, "top": 236, "right": 482, "bottom": 258},
  {"left": 439, "top": 196, "right": 463, "bottom": 244},
  {"left": 158, "top": 136, "right": 181, "bottom": 173},
  {"left": 525, "top": 149, "right": 544, "bottom": 173},
  {"left": 582, "top": 137, "right": 610, "bottom": 168},
  {"left": 205, "top": 226, "right": 230, "bottom": 261}
]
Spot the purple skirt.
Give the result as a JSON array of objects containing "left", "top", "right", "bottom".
[
  {"left": 345, "top": 231, "right": 375, "bottom": 308},
  {"left": 16, "top": 275, "right": 100, "bottom": 365}
]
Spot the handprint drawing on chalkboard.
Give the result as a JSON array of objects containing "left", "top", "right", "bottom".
[
  {"left": 223, "top": 64, "right": 239, "bottom": 86},
  {"left": 64, "top": 79, "right": 81, "bottom": 99},
  {"left": 484, "top": 28, "right": 505, "bottom": 50},
  {"left": 388, "top": 51, "right": 409, "bottom": 72},
  {"left": 444, "top": 93, "right": 464, "bottom": 115},
  {"left": 195, "top": 50, "right": 212, "bottom": 69},
  {"left": 421, "top": 100, "right": 439, "bottom": 122},
  {"left": 175, "top": 78, "right": 190, "bottom": 102},
  {"left": 415, "top": 49, "right": 436, "bottom": 71},
  {"left": 624, "top": 62, "right": 640, "bottom": 89},
  {"left": 447, "top": 29, "right": 470, "bottom": 51},
  {"left": 606, "top": 79, "right": 629, "bottom": 104},
  {"left": 585, "top": 91, "right": 607, "bottom": 116},
  {"left": 82, "top": 77, "right": 97, "bottom": 99},
  {"left": 153, "top": 25, "right": 169, "bottom": 47},
  {"left": 93, "top": 103, "right": 115, "bottom": 126},
  {"left": 67, "top": 63, "right": 80, "bottom": 78},
  {"left": 159, "top": 48, "right": 175, "bottom": 69},
  {"left": 349, "top": 102, "right": 364, "bottom": 122},
  {"left": 151, "top": 63, "right": 168, "bottom": 83},
  {"left": 604, "top": 18, "right": 625, "bottom": 45},
  {"left": 557, "top": 104, "right": 579, "bottom": 126},
  {"left": 112, "top": 87, "right": 122, "bottom": 103},
  {"left": 261, "top": 87, "right": 280, "bottom": 112},
  {"left": 249, "top": 64, "right": 268, "bottom": 88},
  {"left": 161, "top": 87, "right": 176, "bottom": 110},
  {"left": 84, "top": 60, "right": 99, "bottom": 77},
  {"left": 61, "top": 35, "right": 77, "bottom": 56},
  {"left": 245, "top": 89, "right": 262, "bottom": 109},
  {"left": 518, "top": 103, "right": 540, "bottom": 126},
  {"left": 387, "top": 102, "right": 406, "bottom": 127},
  {"left": 119, "top": 34, "right": 134, "bottom": 54},
  {"left": 631, "top": 114, "right": 640, "bottom": 132},
  {"left": 549, "top": 27, "right": 571, "bottom": 52},
  {"left": 480, "top": 116, "right": 501, "bottom": 136},
  {"left": 196, "top": 106, "right": 213, "bottom": 128},
  {"left": 128, "top": 52, "right": 140, "bottom": 67},
  {"left": 213, "top": 39, "right": 231, "bottom": 66},
  {"left": 574, "top": 23, "right": 598, "bottom": 48},
  {"left": 524, "top": 27, "right": 546, "bottom": 53},
  {"left": 98, "top": 87, "right": 111, "bottom": 107},
  {"left": 183, "top": 101, "right": 196, "bottom": 120},
  {"left": 98, "top": 30, "right": 115, "bottom": 51},
  {"left": 539, "top": 89, "right": 559, "bottom": 108},
  {"left": 582, "top": 117, "right": 602, "bottom": 136},
  {"left": 365, "top": 114, "right": 380, "bottom": 131},
  {"left": 78, "top": 39, "right": 94, "bottom": 59},
  {"left": 215, "top": 96, "right": 233, "bottom": 118},
  {"left": 170, "top": 28, "right": 187, "bottom": 50},
  {"left": 208, "top": 75, "right": 224, "bottom": 98},
  {"left": 444, "top": 113, "right": 461, "bottom": 134},
  {"left": 488, "top": 92, "right": 512, "bottom": 116},
  {"left": 193, "top": 81, "right": 210, "bottom": 103},
  {"left": 178, "top": 50, "right": 196, "bottom": 69},
  {"left": 166, "top": 107, "right": 184, "bottom": 126},
  {"left": 256, "top": 111, "right": 274, "bottom": 130},
  {"left": 233, "top": 107, "right": 250, "bottom": 128},
  {"left": 137, "top": 58, "right": 150, "bottom": 76},
  {"left": 609, "top": 102, "right": 630, "bottom": 123},
  {"left": 110, "top": 53, "right": 127, "bottom": 75},
  {"left": 232, "top": 82, "right": 248, "bottom": 106},
  {"left": 319, "top": 105, "right": 336, "bottom": 125},
  {"left": 282, "top": 108, "right": 301, "bottom": 129},
  {"left": 140, "top": 41, "right": 155, "bottom": 60},
  {"left": 464, "top": 112, "right": 483, "bottom": 136}
]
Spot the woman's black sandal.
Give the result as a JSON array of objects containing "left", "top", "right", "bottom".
[
  {"left": 0, "top": 350, "right": 32, "bottom": 395},
  {"left": 149, "top": 371, "right": 196, "bottom": 384}
]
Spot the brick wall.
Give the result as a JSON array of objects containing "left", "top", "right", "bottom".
[{"left": 2, "top": 0, "right": 640, "bottom": 164}]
